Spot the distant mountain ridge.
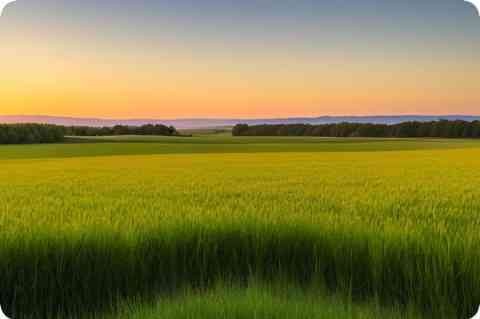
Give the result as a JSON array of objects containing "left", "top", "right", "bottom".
[{"left": 2, "top": 115, "right": 480, "bottom": 130}]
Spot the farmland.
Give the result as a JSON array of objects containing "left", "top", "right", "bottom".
[
  {"left": 1, "top": 136, "right": 480, "bottom": 318},
  {"left": 97, "top": 284, "right": 420, "bottom": 319}
]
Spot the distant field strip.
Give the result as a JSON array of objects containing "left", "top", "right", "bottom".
[
  {"left": 1, "top": 138, "right": 480, "bottom": 318},
  {"left": 0, "top": 137, "right": 479, "bottom": 160}
]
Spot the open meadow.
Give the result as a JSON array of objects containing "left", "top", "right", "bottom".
[{"left": 1, "top": 136, "right": 480, "bottom": 318}]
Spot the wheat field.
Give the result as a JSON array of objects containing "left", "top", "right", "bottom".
[{"left": 1, "top": 137, "right": 480, "bottom": 318}]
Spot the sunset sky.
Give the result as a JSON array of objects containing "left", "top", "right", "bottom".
[{"left": 0, "top": 0, "right": 479, "bottom": 118}]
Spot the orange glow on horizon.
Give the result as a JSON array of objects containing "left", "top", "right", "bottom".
[{"left": 1, "top": 19, "right": 479, "bottom": 118}]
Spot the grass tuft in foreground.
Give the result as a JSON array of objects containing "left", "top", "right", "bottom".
[{"left": 95, "top": 284, "right": 420, "bottom": 319}]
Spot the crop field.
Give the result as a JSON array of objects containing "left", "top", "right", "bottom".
[
  {"left": 97, "top": 284, "right": 419, "bottom": 319},
  {"left": 1, "top": 137, "right": 480, "bottom": 318}
]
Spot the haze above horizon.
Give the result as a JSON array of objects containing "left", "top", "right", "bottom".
[{"left": 3, "top": 114, "right": 480, "bottom": 130}]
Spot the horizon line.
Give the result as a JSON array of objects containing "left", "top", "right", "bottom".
[{"left": 2, "top": 114, "right": 480, "bottom": 122}]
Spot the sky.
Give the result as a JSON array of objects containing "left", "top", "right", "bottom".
[{"left": 0, "top": 0, "right": 479, "bottom": 119}]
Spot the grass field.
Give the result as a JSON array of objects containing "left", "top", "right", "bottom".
[
  {"left": 96, "top": 284, "right": 420, "bottom": 319},
  {"left": 1, "top": 136, "right": 479, "bottom": 160},
  {"left": 1, "top": 136, "right": 480, "bottom": 318}
]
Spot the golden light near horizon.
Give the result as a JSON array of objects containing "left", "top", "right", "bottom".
[{"left": 0, "top": 0, "right": 479, "bottom": 118}]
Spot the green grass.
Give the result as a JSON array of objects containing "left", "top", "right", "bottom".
[
  {"left": 95, "top": 284, "right": 420, "bottom": 319},
  {"left": 178, "top": 127, "right": 233, "bottom": 136},
  {"left": 1, "top": 137, "right": 480, "bottom": 318},
  {"left": 0, "top": 136, "right": 479, "bottom": 160}
]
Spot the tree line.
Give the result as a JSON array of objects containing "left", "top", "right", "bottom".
[
  {"left": 232, "top": 120, "right": 480, "bottom": 138},
  {"left": 64, "top": 124, "right": 178, "bottom": 137},
  {"left": 0, "top": 124, "right": 65, "bottom": 144},
  {"left": 0, "top": 124, "right": 178, "bottom": 144}
]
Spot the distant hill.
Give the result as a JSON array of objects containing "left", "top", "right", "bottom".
[{"left": 1, "top": 115, "right": 480, "bottom": 130}]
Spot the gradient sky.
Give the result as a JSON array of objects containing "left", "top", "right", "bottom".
[{"left": 0, "top": 0, "right": 479, "bottom": 118}]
